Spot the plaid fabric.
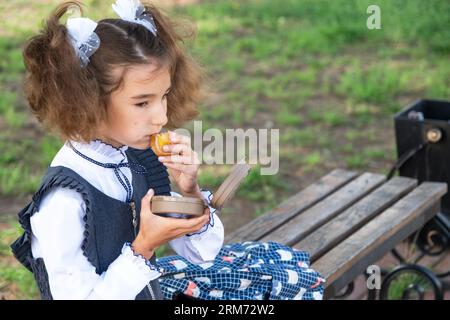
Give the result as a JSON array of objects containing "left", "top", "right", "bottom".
[{"left": 156, "top": 241, "right": 325, "bottom": 300}]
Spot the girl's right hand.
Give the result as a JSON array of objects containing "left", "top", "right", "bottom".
[{"left": 131, "top": 188, "right": 210, "bottom": 259}]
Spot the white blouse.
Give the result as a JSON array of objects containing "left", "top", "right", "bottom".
[{"left": 30, "top": 140, "right": 224, "bottom": 300}]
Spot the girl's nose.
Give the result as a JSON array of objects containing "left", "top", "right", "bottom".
[
  {"left": 155, "top": 113, "right": 168, "bottom": 127},
  {"left": 152, "top": 104, "right": 168, "bottom": 127}
]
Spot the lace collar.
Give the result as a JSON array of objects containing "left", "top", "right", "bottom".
[{"left": 67, "top": 139, "right": 129, "bottom": 164}]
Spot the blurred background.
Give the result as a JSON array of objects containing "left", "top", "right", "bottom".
[{"left": 0, "top": 0, "right": 448, "bottom": 299}]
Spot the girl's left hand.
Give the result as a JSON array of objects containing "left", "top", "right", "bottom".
[{"left": 157, "top": 131, "right": 202, "bottom": 197}]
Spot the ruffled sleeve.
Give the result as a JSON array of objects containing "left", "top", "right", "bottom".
[
  {"left": 167, "top": 189, "right": 224, "bottom": 264},
  {"left": 30, "top": 187, "right": 161, "bottom": 299},
  {"left": 92, "top": 243, "right": 162, "bottom": 299}
]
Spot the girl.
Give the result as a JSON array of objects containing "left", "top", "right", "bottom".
[
  {"left": 11, "top": 0, "right": 222, "bottom": 300},
  {"left": 11, "top": 0, "right": 325, "bottom": 300}
]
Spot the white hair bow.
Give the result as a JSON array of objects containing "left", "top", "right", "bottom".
[
  {"left": 112, "top": 0, "right": 157, "bottom": 36},
  {"left": 66, "top": 17, "right": 100, "bottom": 68}
]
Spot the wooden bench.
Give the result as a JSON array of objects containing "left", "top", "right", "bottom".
[{"left": 224, "top": 169, "right": 448, "bottom": 299}]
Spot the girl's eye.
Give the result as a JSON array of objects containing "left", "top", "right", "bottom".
[
  {"left": 136, "top": 93, "right": 169, "bottom": 108},
  {"left": 135, "top": 101, "right": 148, "bottom": 108}
]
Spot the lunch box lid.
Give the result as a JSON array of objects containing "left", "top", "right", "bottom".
[
  {"left": 152, "top": 195, "right": 205, "bottom": 204},
  {"left": 211, "top": 161, "right": 251, "bottom": 210}
]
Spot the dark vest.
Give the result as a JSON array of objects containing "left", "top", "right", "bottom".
[{"left": 10, "top": 147, "right": 171, "bottom": 300}]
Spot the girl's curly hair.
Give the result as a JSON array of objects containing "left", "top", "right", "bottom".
[{"left": 23, "top": 1, "right": 208, "bottom": 142}]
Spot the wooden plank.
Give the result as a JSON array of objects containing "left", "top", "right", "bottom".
[
  {"left": 259, "top": 172, "right": 386, "bottom": 246},
  {"left": 295, "top": 176, "right": 417, "bottom": 261},
  {"left": 312, "top": 182, "right": 447, "bottom": 298},
  {"left": 225, "top": 169, "right": 359, "bottom": 244}
]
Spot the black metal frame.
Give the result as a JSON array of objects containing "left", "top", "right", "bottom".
[
  {"left": 377, "top": 221, "right": 450, "bottom": 300},
  {"left": 332, "top": 220, "right": 450, "bottom": 300},
  {"left": 332, "top": 99, "right": 450, "bottom": 300},
  {"left": 379, "top": 264, "right": 443, "bottom": 300}
]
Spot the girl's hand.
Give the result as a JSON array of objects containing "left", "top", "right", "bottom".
[
  {"left": 157, "top": 131, "right": 202, "bottom": 198},
  {"left": 131, "top": 189, "right": 210, "bottom": 259}
]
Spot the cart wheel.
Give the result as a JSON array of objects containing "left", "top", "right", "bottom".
[{"left": 379, "top": 264, "right": 443, "bottom": 300}]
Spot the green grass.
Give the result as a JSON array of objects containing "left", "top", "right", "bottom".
[
  {"left": 38, "top": 135, "right": 64, "bottom": 167},
  {"left": 0, "top": 0, "right": 449, "bottom": 299},
  {"left": 385, "top": 271, "right": 434, "bottom": 300},
  {"left": 238, "top": 165, "right": 289, "bottom": 202},
  {"left": 345, "top": 154, "right": 368, "bottom": 169},
  {"left": 238, "top": 166, "right": 289, "bottom": 217},
  {"left": 364, "top": 148, "right": 386, "bottom": 160},
  {"left": 198, "top": 166, "right": 227, "bottom": 189},
  {"left": 304, "top": 152, "right": 322, "bottom": 166},
  {"left": 277, "top": 108, "right": 304, "bottom": 126},
  {"left": 425, "top": 60, "right": 450, "bottom": 99},
  {"left": 155, "top": 244, "right": 169, "bottom": 257},
  {"left": 309, "top": 110, "right": 347, "bottom": 127},
  {"left": 0, "top": 164, "right": 42, "bottom": 196},
  {"left": 0, "top": 90, "right": 27, "bottom": 128},
  {"left": 281, "top": 126, "right": 332, "bottom": 148},
  {"left": 0, "top": 221, "right": 39, "bottom": 299},
  {"left": 0, "top": 91, "right": 17, "bottom": 116},
  {"left": 0, "top": 265, "right": 39, "bottom": 299},
  {"left": 0, "top": 137, "right": 45, "bottom": 196},
  {"left": 336, "top": 62, "right": 405, "bottom": 104}
]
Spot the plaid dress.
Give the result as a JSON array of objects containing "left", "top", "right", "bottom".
[{"left": 156, "top": 241, "right": 325, "bottom": 300}]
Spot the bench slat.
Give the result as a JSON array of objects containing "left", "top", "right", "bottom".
[
  {"left": 259, "top": 172, "right": 386, "bottom": 246},
  {"left": 295, "top": 176, "right": 417, "bottom": 261},
  {"left": 312, "top": 182, "right": 447, "bottom": 298},
  {"left": 225, "top": 169, "right": 358, "bottom": 244}
]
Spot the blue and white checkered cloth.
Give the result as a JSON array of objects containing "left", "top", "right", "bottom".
[{"left": 156, "top": 241, "right": 325, "bottom": 300}]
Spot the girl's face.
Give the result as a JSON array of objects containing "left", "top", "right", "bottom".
[{"left": 98, "top": 62, "right": 171, "bottom": 150}]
